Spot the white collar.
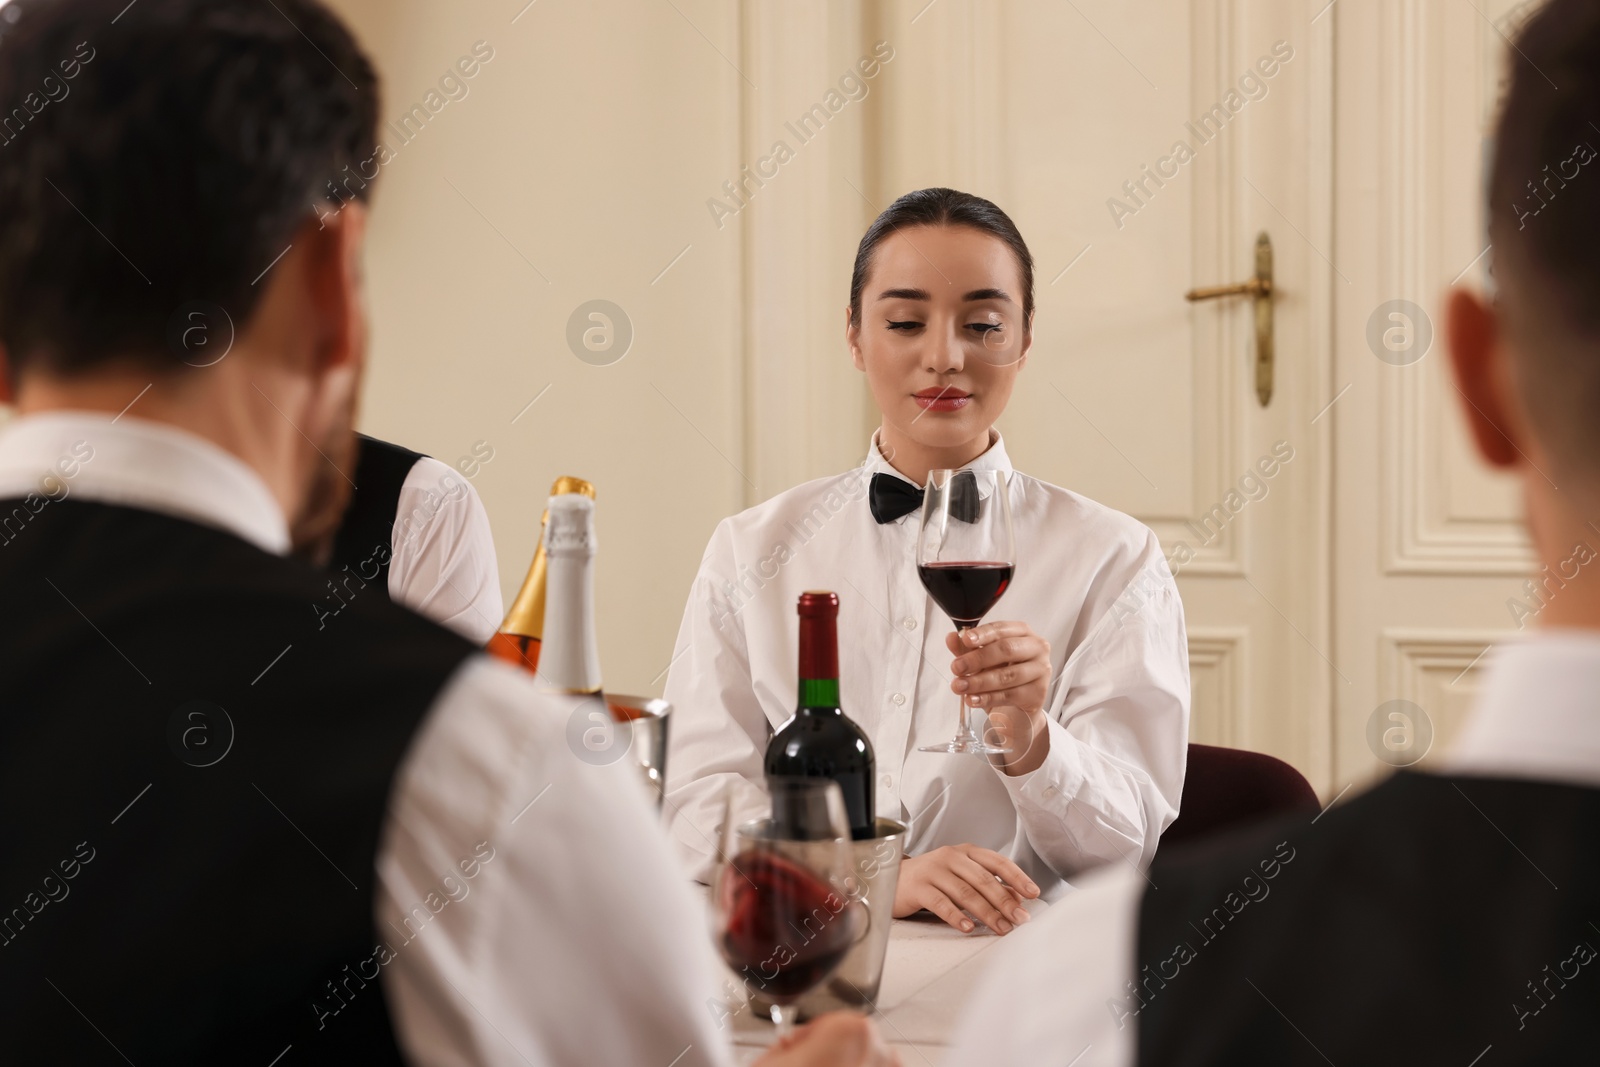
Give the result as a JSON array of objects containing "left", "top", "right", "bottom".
[
  {"left": 1441, "top": 628, "right": 1600, "bottom": 789},
  {"left": 861, "top": 428, "right": 1014, "bottom": 488},
  {"left": 0, "top": 411, "right": 291, "bottom": 555}
]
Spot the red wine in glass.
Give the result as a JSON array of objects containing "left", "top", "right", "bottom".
[
  {"left": 717, "top": 849, "right": 859, "bottom": 1000},
  {"left": 916, "top": 468, "right": 1017, "bottom": 755},
  {"left": 917, "top": 561, "right": 1015, "bottom": 629}
]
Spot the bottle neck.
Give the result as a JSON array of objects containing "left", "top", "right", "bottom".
[
  {"left": 499, "top": 480, "right": 594, "bottom": 640},
  {"left": 497, "top": 536, "right": 548, "bottom": 640},
  {"left": 797, "top": 610, "right": 840, "bottom": 709},
  {"left": 539, "top": 501, "right": 603, "bottom": 694},
  {"left": 798, "top": 679, "right": 840, "bottom": 709}
]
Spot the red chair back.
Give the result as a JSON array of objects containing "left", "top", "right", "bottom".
[{"left": 1160, "top": 742, "right": 1320, "bottom": 848}]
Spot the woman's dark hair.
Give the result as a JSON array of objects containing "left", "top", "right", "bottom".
[
  {"left": 0, "top": 0, "right": 378, "bottom": 376},
  {"left": 848, "top": 187, "right": 1035, "bottom": 328}
]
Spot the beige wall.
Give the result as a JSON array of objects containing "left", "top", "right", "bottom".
[
  {"left": 330, "top": 0, "right": 763, "bottom": 695},
  {"left": 325, "top": 0, "right": 894, "bottom": 697}
]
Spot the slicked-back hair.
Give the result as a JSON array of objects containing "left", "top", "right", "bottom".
[
  {"left": 848, "top": 187, "right": 1036, "bottom": 328},
  {"left": 0, "top": 0, "right": 379, "bottom": 376},
  {"left": 1488, "top": 0, "right": 1600, "bottom": 473}
]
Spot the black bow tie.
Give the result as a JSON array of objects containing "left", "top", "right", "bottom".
[{"left": 869, "top": 471, "right": 980, "bottom": 524}]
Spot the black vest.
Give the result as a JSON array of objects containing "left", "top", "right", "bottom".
[
  {"left": 1134, "top": 771, "right": 1600, "bottom": 1065},
  {"left": 0, "top": 497, "right": 475, "bottom": 1064},
  {"left": 327, "top": 434, "right": 426, "bottom": 599}
]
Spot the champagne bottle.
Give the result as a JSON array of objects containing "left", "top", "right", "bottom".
[
  {"left": 537, "top": 492, "right": 604, "bottom": 697},
  {"left": 764, "top": 591, "right": 876, "bottom": 840},
  {"left": 486, "top": 476, "right": 594, "bottom": 672}
]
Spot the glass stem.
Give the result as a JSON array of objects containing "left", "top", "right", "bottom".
[
  {"left": 770, "top": 1001, "right": 799, "bottom": 1039},
  {"left": 953, "top": 624, "right": 981, "bottom": 746}
]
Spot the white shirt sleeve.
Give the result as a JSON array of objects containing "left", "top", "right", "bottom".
[
  {"left": 661, "top": 520, "right": 773, "bottom": 883},
  {"left": 944, "top": 863, "right": 1142, "bottom": 1067},
  {"left": 377, "top": 655, "right": 734, "bottom": 1066},
  {"left": 387, "top": 457, "right": 504, "bottom": 645},
  {"left": 994, "top": 551, "right": 1190, "bottom": 878}
]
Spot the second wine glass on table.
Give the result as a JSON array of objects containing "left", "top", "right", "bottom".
[
  {"left": 916, "top": 467, "right": 1017, "bottom": 756},
  {"left": 711, "top": 778, "right": 868, "bottom": 1037}
]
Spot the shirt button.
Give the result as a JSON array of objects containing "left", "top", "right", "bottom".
[
  {"left": 891, "top": 693, "right": 906, "bottom": 706},
  {"left": 1043, "top": 786, "right": 1059, "bottom": 799},
  {"left": 880, "top": 773, "right": 894, "bottom": 789},
  {"left": 901, "top": 617, "right": 918, "bottom": 630}
]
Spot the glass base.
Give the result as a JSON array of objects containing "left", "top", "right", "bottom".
[{"left": 919, "top": 738, "right": 1012, "bottom": 756}]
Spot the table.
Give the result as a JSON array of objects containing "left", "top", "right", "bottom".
[{"left": 722, "top": 897, "right": 1052, "bottom": 1063}]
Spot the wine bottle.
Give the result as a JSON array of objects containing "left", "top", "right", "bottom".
[
  {"left": 537, "top": 492, "right": 604, "bottom": 696},
  {"left": 764, "top": 591, "right": 876, "bottom": 840},
  {"left": 486, "top": 476, "right": 594, "bottom": 672}
]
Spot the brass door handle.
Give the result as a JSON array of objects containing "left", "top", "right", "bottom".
[{"left": 1185, "top": 231, "right": 1274, "bottom": 407}]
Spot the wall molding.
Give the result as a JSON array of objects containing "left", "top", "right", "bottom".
[
  {"left": 1379, "top": 627, "right": 1520, "bottom": 766},
  {"left": 1188, "top": 627, "right": 1249, "bottom": 748},
  {"left": 1378, "top": 0, "right": 1533, "bottom": 577},
  {"left": 1380, "top": 627, "right": 1509, "bottom": 701}
]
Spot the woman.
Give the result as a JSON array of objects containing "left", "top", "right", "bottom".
[{"left": 663, "top": 188, "right": 1189, "bottom": 935}]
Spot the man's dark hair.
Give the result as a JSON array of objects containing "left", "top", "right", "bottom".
[
  {"left": 1489, "top": 0, "right": 1600, "bottom": 474},
  {"left": 0, "top": 0, "right": 379, "bottom": 377},
  {"left": 848, "top": 187, "right": 1036, "bottom": 328}
]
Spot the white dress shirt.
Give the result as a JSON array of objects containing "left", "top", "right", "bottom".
[
  {"left": 664, "top": 431, "right": 1190, "bottom": 896},
  {"left": 0, "top": 412, "right": 734, "bottom": 1067},
  {"left": 944, "top": 629, "right": 1600, "bottom": 1066},
  {"left": 388, "top": 454, "right": 504, "bottom": 644}
]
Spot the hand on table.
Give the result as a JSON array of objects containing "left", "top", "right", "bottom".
[
  {"left": 753, "top": 1011, "right": 900, "bottom": 1067},
  {"left": 947, "top": 620, "right": 1053, "bottom": 774},
  {"left": 892, "top": 844, "right": 1041, "bottom": 934}
]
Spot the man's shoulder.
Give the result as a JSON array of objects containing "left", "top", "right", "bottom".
[
  {"left": 399, "top": 453, "right": 472, "bottom": 497},
  {"left": 358, "top": 432, "right": 427, "bottom": 467},
  {"left": 392, "top": 454, "right": 488, "bottom": 539},
  {"left": 1132, "top": 773, "right": 1600, "bottom": 1059},
  {"left": 1140, "top": 768, "right": 1600, "bottom": 956},
  {"left": 7, "top": 496, "right": 474, "bottom": 654},
  {"left": 1156, "top": 769, "right": 1600, "bottom": 864}
]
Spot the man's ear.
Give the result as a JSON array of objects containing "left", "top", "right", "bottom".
[
  {"left": 299, "top": 203, "right": 368, "bottom": 377},
  {"left": 846, "top": 305, "right": 865, "bottom": 371},
  {"left": 1445, "top": 286, "right": 1522, "bottom": 469}
]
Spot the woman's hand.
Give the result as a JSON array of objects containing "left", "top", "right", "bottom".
[
  {"left": 947, "top": 620, "right": 1053, "bottom": 774},
  {"left": 754, "top": 1012, "right": 901, "bottom": 1066},
  {"left": 892, "top": 844, "right": 1041, "bottom": 934}
]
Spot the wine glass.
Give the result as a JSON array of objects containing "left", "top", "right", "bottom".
[
  {"left": 711, "top": 778, "right": 867, "bottom": 1037},
  {"left": 916, "top": 468, "right": 1017, "bottom": 755}
]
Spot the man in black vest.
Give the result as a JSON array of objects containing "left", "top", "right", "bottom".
[
  {"left": 948, "top": 2, "right": 1600, "bottom": 1063},
  {"left": 0, "top": 1, "right": 890, "bottom": 1064},
  {"left": 294, "top": 431, "right": 505, "bottom": 644}
]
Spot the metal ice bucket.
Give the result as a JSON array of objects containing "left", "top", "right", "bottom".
[
  {"left": 746, "top": 816, "right": 908, "bottom": 1019},
  {"left": 605, "top": 693, "right": 670, "bottom": 808}
]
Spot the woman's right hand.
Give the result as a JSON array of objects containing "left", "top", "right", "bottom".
[{"left": 892, "top": 844, "right": 1041, "bottom": 934}]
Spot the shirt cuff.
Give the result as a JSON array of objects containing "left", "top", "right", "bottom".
[{"left": 995, "top": 714, "right": 1085, "bottom": 812}]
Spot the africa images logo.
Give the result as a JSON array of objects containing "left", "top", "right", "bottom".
[{"left": 166, "top": 699, "right": 235, "bottom": 768}]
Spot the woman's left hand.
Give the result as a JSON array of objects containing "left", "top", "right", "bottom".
[{"left": 947, "top": 621, "right": 1052, "bottom": 773}]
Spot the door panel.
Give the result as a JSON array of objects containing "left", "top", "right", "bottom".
[{"left": 1332, "top": 0, "right": 1533, "bottom": 792}]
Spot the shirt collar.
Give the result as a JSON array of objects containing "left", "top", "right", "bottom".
[
  {"left": 1440, "top": 628, "right": 1600, "bottom": 789},
  {"left": 861, "top": 428, "right": 1014, "bottom": 488},
  {"left": 0, "top": 411, "right": 292, "bottom": 555}
]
